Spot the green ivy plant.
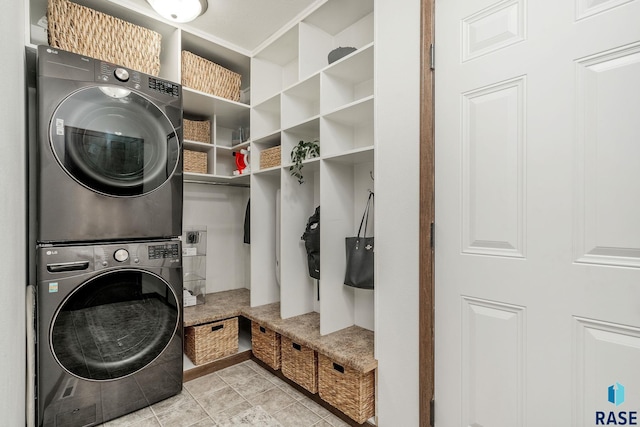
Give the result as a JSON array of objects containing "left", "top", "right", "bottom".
[{"left": 289, "top": 140, "right": 319, "bottom": 184}]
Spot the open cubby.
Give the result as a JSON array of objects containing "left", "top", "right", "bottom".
[
  {"left": 281, "top": 74, "right": 321, "bottom": 129},
  {"left": 321, "top": 44, "right": 374, "bottom": 114},
  {"left": 252, "top": 95, "right": 281, "bottom": 140},
  {"left": 251, "top": 26, "right": 299, "bottom": 105}
]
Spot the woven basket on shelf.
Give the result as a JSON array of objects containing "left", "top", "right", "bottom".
[
  {"left": 260, "top": 146, "right": 281, "bottom": 169},
  {"left": 184, "top": 317, "right": 239, "bottom": 365},
  {"left": 182, "top": 51, "right": 242, "bottom": 102},
  {"left": 47, "top": 0, "right": 162, "bottom": 76},
  {"left": 183, "top": 150, "right": 207, "bottom": 174},
  {"left": 184, "top": 119, "right": 211, "bottom": 144},
  {"left": 281, "top": 336, "right": 318, "bottom": 393},
  {"left": 251, "top": 322, "right": 281, "bottom": 370},
  {"left": 318, "top": 354, "right": 375, "bottom": 424}
]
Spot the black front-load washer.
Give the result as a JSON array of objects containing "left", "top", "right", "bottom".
[
  {"left": 36, "top": 240, "right": 183, "bottom": 426},
  {"left": 36, "top": 46, "right": 183, "bottom": 244}
]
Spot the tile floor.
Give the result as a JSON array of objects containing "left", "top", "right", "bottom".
[{"left": 102, "top": 359, "right": 353, "bottom": 427}]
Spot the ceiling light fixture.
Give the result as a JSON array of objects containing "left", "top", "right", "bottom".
[{"left": 146, "top": 0, "right": 208, "bottom": 23}]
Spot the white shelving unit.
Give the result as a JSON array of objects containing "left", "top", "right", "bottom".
[
  {"left": 179, "top": 31, "right": 251, "bottom": 184},
  {"left": 250, "top": 0, "right": 375, "bottom": 336}
]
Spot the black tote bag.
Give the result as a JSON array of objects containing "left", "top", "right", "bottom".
[{"left": 344, "top": 192, "right": 374, "bottom": 289}]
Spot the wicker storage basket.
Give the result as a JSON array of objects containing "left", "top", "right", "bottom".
[
  {"left": 251, "top": 322, "right": 281, "bottom": 370},
  {"left": 281, "top": 336, "right": 318, "bottom": 393},
  {"left": 184, "top": 119, "right": 211, "bottom": 144},
  {"left": 47, "top": 0, "right": 161, "bottom": 76},
  {"left": 260, "top": 146, "right": 281, "bottom": 169},
  {"left": 184, "top": 150, "right": 208, "bottom": 174},
  {"left": 181, "top": 51, "right": 242, "bottom": 102},
  {"left": 184, "top": 317, "right": 239, "bottom": 365},
  {"left": 318, "top": 354, "right": 375, "bottom": 423}
]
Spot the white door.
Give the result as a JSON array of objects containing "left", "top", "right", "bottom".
[{"left": 435, "top": 0, "right": 640, "bottom": 425}]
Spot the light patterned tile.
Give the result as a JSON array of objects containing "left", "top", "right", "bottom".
[
  {"left": 186, "top": 418, "right": 217, "bottom": 427},
  {"left": 210, "top": 400, "right": 253, "bottom": 425},
  {"left": 217, "top": 364, "right": 258, "bottom": 386},
  {"left": 266, "top": 375, "right": 288, "bottom": 387},
  {"left": 220, "top": 405, "right": 284, "bottom": 427},
  {"left": 195, "top": 385, "right": 248, "bottom": 416},
  {"left": 104, "top": 413, "right": 161, "bottom": 427},
  {"left": 311, "top": 421, "right": 333, "bottom": 427},
  {"left": 150, "top": 390, "right": 194, "bottom": 415},
  {"left": 184, "top": 373, "right": 227, "bottom": 398},
  {"left": 247, "top": 387, "right": 295, "bottom": 415},
  {"left": 230, "top": 373, "right": 277, "bottom": 399},
  {"left": 155, "top": 397, "right": 209, "bottom": 427},
  {"left": 273, "top": 401, "right": 322, "bottom": 427},
  {"left": 322, "top": 412, "right": 352, "bottom": 427},
  {"left": 103, "top": 407, "right": 155, "bottom": 426},
  {"left": 242, "top": 360, "right": 275, "bottom": 378},
  {"left": 299, "top": 397, "right": 333, "bottom": 418},
  {"left": 276, "top": 382, "right": 307, "bottom": 401},
  {"left": 129, "top": 418, "right": 162, "bottom": 427}
]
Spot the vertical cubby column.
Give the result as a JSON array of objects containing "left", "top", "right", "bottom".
[
  {"left": 279, "top": 161, "right": 320, "bottom": 319},
  {"left": 351, "top": 162, "right": 375, "bottom": 331},
  {"left": 250, "top": 172, "right": 281, "bottom": 307},
  {"left": 318, "top": 156, "right": 375, "bottom": 336},
  {"left": 319, "top": 159, "right": 356, "bottom": 335}
]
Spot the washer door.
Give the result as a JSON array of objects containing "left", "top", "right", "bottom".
[
  {"left": 49, "top": 86, "right": 180, "bottom": 197},
  {"left": 50, "top": 269, "right": 179, "bottom": 381}
]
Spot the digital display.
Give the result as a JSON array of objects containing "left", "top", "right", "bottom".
[
  {"left": 148, "top": 244, "right": 179, "bottom": 259},
  {"left": 148, "top": 77, "right": 179, "bottom": 97}
]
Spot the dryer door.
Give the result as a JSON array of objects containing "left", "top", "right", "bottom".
[
  {"left": 50, "top": 269, "right": 179, "bottom": 381},
  {"left": 49, "top": 86, "right": 180, "bottom": 197}
]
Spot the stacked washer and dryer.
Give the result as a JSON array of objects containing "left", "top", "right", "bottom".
[{"left": 35, "top": 46, "right": 184, "bottom": 427}]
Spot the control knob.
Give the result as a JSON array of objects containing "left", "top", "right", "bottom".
[
  {"left": 114, "top": 248, "right": 129, "bottom": 262},
  {"left": 114, "top": 68, "right": 130, "bottom": 82}
]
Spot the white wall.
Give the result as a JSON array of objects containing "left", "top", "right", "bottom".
[
  {"left": 183, "top": 183, "right": 251, "bottom": 293},
  {"left": 1, "top": 0, "right": 27, "bottom": 425},
  {"left": 374, "top": 0, "right": 421, "bottom": 425}
]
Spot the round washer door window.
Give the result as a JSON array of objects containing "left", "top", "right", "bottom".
[
  {"left": 50, "top": 269, "right": 179, "bottom": 381},
  {"left": 49, "top": 86, "right": 180, "bottom": 197}
]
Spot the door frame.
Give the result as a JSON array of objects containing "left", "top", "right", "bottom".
[{"left": 419, "top": 0, "right": 435, "bottom": 425}]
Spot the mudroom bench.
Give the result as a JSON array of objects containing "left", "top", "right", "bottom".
[{"left": 183, "top": 288, "right": 377, "bottom": 425}]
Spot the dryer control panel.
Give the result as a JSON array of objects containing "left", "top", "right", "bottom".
[{"left": 148, "top": 243, "right": 180, "bottom": 259}]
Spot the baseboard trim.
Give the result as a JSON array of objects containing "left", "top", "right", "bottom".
[{"left": 182, "top": 350, "right": 252, "bottom": 383}]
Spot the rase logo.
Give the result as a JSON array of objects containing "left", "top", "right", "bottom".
[
  {"left": 610, "top": 383, "right": 626, "bottom": 407},
  {"left": 596, "top": 382, "right": 637, "bottom": 425}
]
